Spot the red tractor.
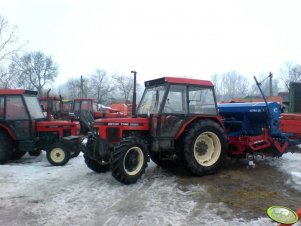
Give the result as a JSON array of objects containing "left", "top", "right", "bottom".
[
  {"left": 39, "top": 95, "right": 62, "bottom": 119},
  {"left": 0, "top": 89, "right": 82, "bottom": 166},
  {"left": 72, "top": 98, "right": 129, "bottom": 134},
  {"left": 83, "top": 72, "right": 228, "bottom": 184}
]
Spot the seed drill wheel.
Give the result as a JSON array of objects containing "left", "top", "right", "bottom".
[
  {"left": 111, "top": 138, "right": 148, "bottom": 185},
  {"left": 46, "top": 143, "right": 70, "bottom": 166},
  {"left": 182, "top": 120, "right": 227, "bottom": 176}
]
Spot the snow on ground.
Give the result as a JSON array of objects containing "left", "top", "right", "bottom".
[{"left": 0, "top": 152, "right": 300, "bottom": 226}]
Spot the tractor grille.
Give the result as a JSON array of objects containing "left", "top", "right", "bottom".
[{"left": 106, "top": 127, "right": 119, "bottom": 142}]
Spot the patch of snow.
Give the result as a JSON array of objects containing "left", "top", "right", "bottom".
[{"left": 1, "top": 152, "right": 299, "bottom": 225}]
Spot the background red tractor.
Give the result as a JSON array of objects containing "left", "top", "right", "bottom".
[
  {"left": 83, "top": 72, "right": 228, "bottom": 184},
  {"left": 72, "top": 98, "right": 130, "bottom": 134},
  {"left": 0, "top": 89, "right": 82, "bottom": 166}
]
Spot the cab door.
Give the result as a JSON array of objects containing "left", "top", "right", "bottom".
[
  {"left": 159, "top": 85, "right": 187, "bottom": 138},
  {"left": 5, "top": 95, "right": 32, "bottom": 140}
]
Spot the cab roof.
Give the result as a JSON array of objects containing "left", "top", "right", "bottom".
[
  {"left": 144, "top": 77, "right": 213, "bottom": 87},
  {"left": 0, "top": 89, "right": 38, "bottom": 95},
  {"left": 74, "top": 98, "right": 97, "bottom": 102},
  {"left": 39, "top": 96, "right": 61, "bottom": 101}
]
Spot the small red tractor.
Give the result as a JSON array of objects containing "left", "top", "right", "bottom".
[
  {"left": 83, "top": 71, "right": 228, "bottom": 184},
  {"left": 0, "top": 89, "right": 82, "bottom": 166}
]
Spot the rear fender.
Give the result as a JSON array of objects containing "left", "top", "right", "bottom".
[
  {"left": 175, "top": 116, "right": 225, "bottom": 140},
  {"left": 0, "top": 123, "right": 16, "bottom": 140}
]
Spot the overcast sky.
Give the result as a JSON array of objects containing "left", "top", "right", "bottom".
[{"left": 1, "top": 0, "right": 301, "bottom": 86}]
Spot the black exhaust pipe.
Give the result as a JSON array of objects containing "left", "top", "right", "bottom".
[
  {"left": 46, "top": 89, "right": 52, "bottom": 121},
  {"left": 131, "top": 70, "right": 137, "bottom": 118}
]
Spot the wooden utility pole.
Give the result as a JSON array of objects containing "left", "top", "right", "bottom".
[
  {"left": 269, "top": 72, "right": 273, "bottom": 96},
  {"left": 80, "top": 75, "right": 84, "bottom": 98}
]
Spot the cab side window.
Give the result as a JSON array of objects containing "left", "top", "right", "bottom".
[
  {"left": 6, "top": 96, "right": 29, "bottom": 120},
  {"left": 188, "top": 86, "right": 217, "bottom": 115},
  {"left": 163, "top": 85, "right": 187, "bottom": 114}
]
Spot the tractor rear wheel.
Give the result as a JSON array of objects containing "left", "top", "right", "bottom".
[
  {"left": 111, "top": 138, "right": 148, "bottom": 185},
  {"left": 84, "top": 154, "right": 110, "bottom": 173},
  {"left": 0, "top": 131, "right": 12, "bottom": 164},
  {"left": 182, "top": 120, "right": 227, "bottom": 176},
  {"left": 46, "top": 143, "right": 70, "bottom": 166}
]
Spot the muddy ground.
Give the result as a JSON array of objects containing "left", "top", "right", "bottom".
[{"left": 0, "top": 152, "right": 300, "bottom": 226}]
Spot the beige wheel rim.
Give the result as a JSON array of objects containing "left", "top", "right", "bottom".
[
  {"left": 123, "top": 146, "right": 144, "bottom": 176},
  {"left": 50, "top": 148, "right": 65, "bottom": 163},
  {"left": 193, "top": 132, "right": 221, "bottom": 166}
]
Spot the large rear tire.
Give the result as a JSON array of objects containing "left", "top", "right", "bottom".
[
  {"left": 182, "top": 120, "right": 227, "bottom": 176},
  {"left": 46, "top": 143, "right": 70, "bottom": 166},
  {"left": 111, "top": 138, "right": 148, "bottom": 185},
  {"left": 84, "top": 154, "right": 110, "bottom": 173},
  {"left": 0, "top": 131, "right": 12, "bottom": 164}
]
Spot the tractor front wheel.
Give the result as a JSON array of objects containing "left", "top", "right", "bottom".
[
  {"left": 46, "top": 143, "right": 70, "bottom": 166},
  {"left": 84, "top": 154, "right": 110, "bottom": 173},
  {"left": 182, "top": 120, "right": 227, "bottom": 176},
  {"left": 111, "top": 138, "right": 148, "bottom": 185}
]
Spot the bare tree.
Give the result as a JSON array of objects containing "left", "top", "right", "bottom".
[
  {"left": 9, "top": 51, "right": 58, "bottom": 95},
  {"left": 0, "top": 15, "right": 24, "bottom": 88},
  {"left": 89, "top": 69, "right": 114, "bottom": 105},
  {"left": 212, "top": 71, "right": 248, "bottom": 101},
  {"left": 279, "top": 61, "right": 301, "bottom": 90},
  {"left": 67, "top": 76, "right": 90, "bottom": 98},
  {"left": 112, "top": 73, "right": 138, "bottom": 102}
]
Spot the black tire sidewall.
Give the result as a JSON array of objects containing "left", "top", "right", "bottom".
[
  {"left": 0, "top": 131, "right": 12, "bottom": 164},
  {"left": 84, "top": 154, "right": 110, "bottom": 173},
  {"left": 111, "top": 138, "right": 148, "bottom": 185}
]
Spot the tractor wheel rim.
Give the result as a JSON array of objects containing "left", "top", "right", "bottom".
[
  {"left": 193, "top": 132, "right": 221, "bottom": 166},
  {"left": 50, "top": 148, "right": 65, "bottom": 163},
  {"left": 123, "top": 146, "right": 144, "bottom": 176}
]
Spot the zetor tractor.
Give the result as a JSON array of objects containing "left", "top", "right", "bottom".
[
  {"left": 0, "top": 89, "right": 82, "bottom": 166},
  {"left": 84, "top": 72, "right": 228, "bottom": 184}
]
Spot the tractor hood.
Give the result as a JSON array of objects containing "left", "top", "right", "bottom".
[
  {"left": 37, "top": 120, "right": 80, "bottom": 127},
  {"left": 36, "top": 120, "right": 81, "bottom": 136},
  {"left": 94, "top": 117, "right": 148, "bottom": 127}
]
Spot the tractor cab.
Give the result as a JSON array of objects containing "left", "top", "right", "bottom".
[
  {"left": 84, "top": 75, "right": 227, "bottom": 185},
  {"left": 137, "top": 77, "right": 218, "bottom": 138},
  {"left": 39, "top": 96, "right": 61, "bottom": 119},
  {"left": 73, "top": 98, "right": 99, "bottom": 117}
]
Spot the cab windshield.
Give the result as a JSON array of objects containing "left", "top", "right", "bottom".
[
  {"left": 24, "top": 96, "right": 45, "bottom": 119},
  {"left": 137, "top": 85, "right": 166, "bottom": 114}
]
